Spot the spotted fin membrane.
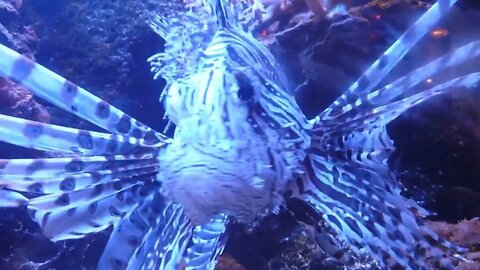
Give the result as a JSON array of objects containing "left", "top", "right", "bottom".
[{"left": 290, "top": 0, "right": 479, "bottom": 269}]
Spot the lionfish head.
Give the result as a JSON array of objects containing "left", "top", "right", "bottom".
[{"left": 158, "top": 60, "right": 281, "bottom": 225}]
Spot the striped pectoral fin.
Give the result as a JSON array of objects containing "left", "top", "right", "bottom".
[
  {"left": 311, "top": 123, "right": 398, "bottom": 193},
  {"left": 365, "top": 72, "right": 480, "bottom": 125},
  {"left": 29, "top": 177, "right": 158, "bottom": 241},
  {"left": 318, "top": 40, "right": 480, "bottom": 128},
  {"left": 357, "top": 40, "right": 480, "bottom": 108},
  {"left": 323, "top": 72, "right": 480, "bottom": 137},
  {"left": 99, "top": 195, "right": 195, "bottom": 270},
  {"left": 98, "top": 192, "right": 165, "bottom": 270},
  {"left": 0, "top": 155, "right": 159, "bottom": 194},
  {"left": 28, "top": 176, "right": 151, "bottom": 211},
  {"left": 0, "top": 43, "right": 167, "bottom": 144},
  {"left": 295, "top": 154, "right": 462, "bottom": 269},
  {"left": 127, "top": 202, "right": 193, "bottom": 270},
  {"left": 0, "top": 113, "right": 162, "bottom": 155},
  {"left": 0, "top": 189, "right": 28, "bottom": 207},
  {"left": 317, "top": 0, "right": 459, "bottom": 123},
  {"left": 185, "top": 213, "right": 229, "bottom": 270}
]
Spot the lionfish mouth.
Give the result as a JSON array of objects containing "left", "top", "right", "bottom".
[{"left": 158, "top": 140, "right": 279, "bottom": 225}]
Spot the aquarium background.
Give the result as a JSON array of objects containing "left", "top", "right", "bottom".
[{"left": 0, "top": 0, "right": 479, "bottom": 269}]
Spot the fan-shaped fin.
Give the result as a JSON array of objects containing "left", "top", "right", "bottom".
[
  {"left": 290, "top": 155, "right": 463, "bottom": 269},
  {"left": 128, "top": 202, "right": 192, "bottom": 270},
  {"left": 354, "top": 40, "right": 480, "bottom": 107},
  {"left": 318, "top": 0, "right": 459, "bottom": 122},
  {"left": 318, "top": 40, "right": 480, "bottom": 129},
  {"left": 0, "top": 43, "right": 167, "bottom": 144},
  {"left": 29, "top": 177, "right": 143, "bottom": 211},
  {"left": 0, "top": 155, "right": 159, "bottom": 194},
  {"left": 0, "top": 154, "right": 158, "bottom": 178},
  {"left": 0, "top": 113, "right": 161, "bottom": 155},
  {"left": 304, "top": 65, "right": 479, "bottom": 270},
  {"left": 98, "top": 194, "right": 194, "bottom": 270},
  {"left": 185, "top": 213, "right": 228, "bottom": 270},
  {"left": 29, "top": 177, "right": 158, "bottom": 241},
  {"left": 98, "top": 192, "right": 165, "bottom": 270},
  {"left": 322, "top": 72, "right": 480, "bottom": 136}
]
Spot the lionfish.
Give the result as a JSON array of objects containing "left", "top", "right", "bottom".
[{"left": 0, "top": 0, "right": 477, "bottom": 269}]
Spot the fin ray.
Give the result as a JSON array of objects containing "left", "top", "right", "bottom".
[
  {"left": 0, "top": 113, "right": 162, "bottom": 155},
  {"left": 0, "top": 189, "right": 28, "bottom": 207},
  {"left": 0, "top": 43, "right": 167, "bottom": 143},
  {"left": 98, "top": 192, "right": 165, "bottom": 269},
  {"left": 185, "top": 213, "right": 228, "bottom": 270},
  {"left": 318, "top": 40, "right": 480, "bottom": 129},
  {"left": 30, "top": 178, "right": 158, "bottom": 241},
  {"left": 128, "top": 202, "right": 192, "bottom": 270},
  {"left": 291, "top": 155, "right": 461, "bottom": 269},
  {"left": 320, "top": 72, "right": 480, "bottom": 136},
  {"left": 0, "top": 158, "right": 159, "bottom": 194},
  {"left": 317, "top": 0, "right": 459, "bottom": 122}
]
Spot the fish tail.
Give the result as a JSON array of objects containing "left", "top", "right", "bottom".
[
  {"left": 314, "top": 223, "right": 355, "bottom": 265},
  {"left": 287, "top": 199, "right": 355, "bottom": 265}
]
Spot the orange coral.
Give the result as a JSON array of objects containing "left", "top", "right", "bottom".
[{"left": 0, "top": 78, "right": 50, "bottom": 123}]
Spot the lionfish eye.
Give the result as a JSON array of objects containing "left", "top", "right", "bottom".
[{"left": 234, "top": 72, "right": 255, "bottom": 101}]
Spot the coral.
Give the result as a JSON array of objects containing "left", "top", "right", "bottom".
[
  {"left": 429, "top": 219, "right": 480, "bottom": 269},
  {"left": 0, "top": 0, "right": 46, "bottom": 122},
  {"left": 0, "top": 0, "right": 48, "bottom": 159},
  {"left": 0, "top": 78, "right": 50, "bottom": 123},
  {"left": 0, "top": 0, "right": 37, "bottom": 56},
  {"left": 216, "top": 255, "right": 247, "bottom": 270}
]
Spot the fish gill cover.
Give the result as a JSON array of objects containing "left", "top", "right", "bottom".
[{"left": 0, "top": 0, "right": 479, "bottom": 269}]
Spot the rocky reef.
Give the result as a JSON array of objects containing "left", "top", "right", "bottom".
[
  {"left": 0, "top": 0, "right": 479, "bottom": 269},
  {"left": 0, "top": 0, "right": 44, "bottom": 116},
  {"left": 0, "top": 0, "right": 49, "bottom": 159}
]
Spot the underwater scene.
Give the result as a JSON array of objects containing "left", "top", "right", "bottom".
[{"left": 0, "top": 0, "right": 479, "bottom": 269}]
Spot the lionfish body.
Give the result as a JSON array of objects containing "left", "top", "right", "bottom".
[
  {"left": 0, "top": 0, "right": 478, "bottom": 269},
  {"left": 156, "top": 0, "right": 311, "bottom": 225}
]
